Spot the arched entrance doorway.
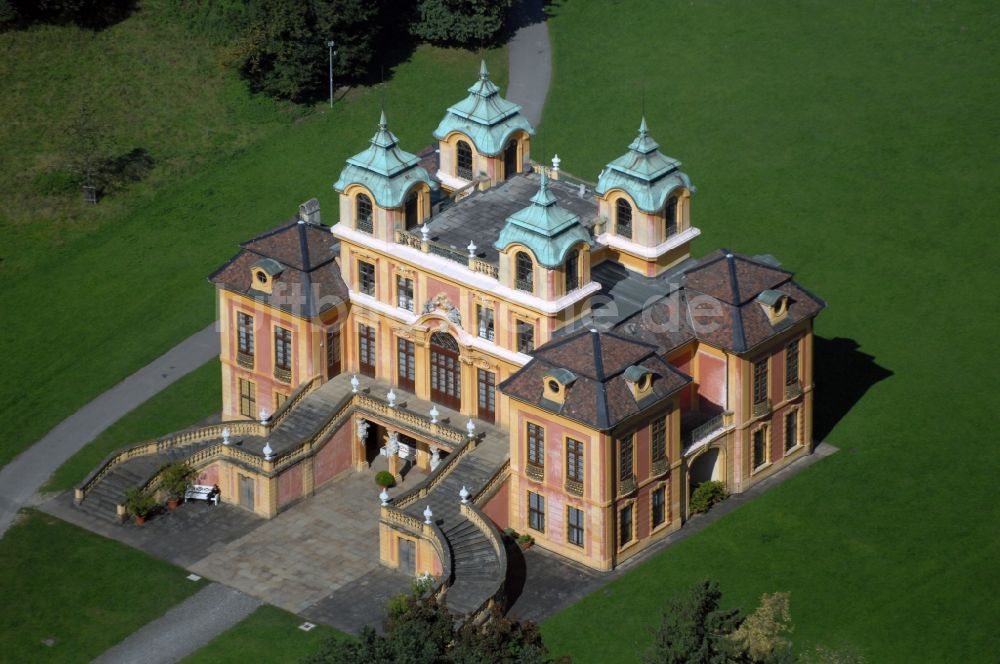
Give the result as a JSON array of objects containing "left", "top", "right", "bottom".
[
  {"left": 430, "top": 332, "right": 461, "bottom": 411},
  {"left": 503, "top": 139, "right": 518, "bottom": 181},
  {"left": 688, "top": 447, "right": 722, "bottom": 494}
]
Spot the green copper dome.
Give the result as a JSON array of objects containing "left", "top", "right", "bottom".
[
  {"left": 595, "top": 116, "right": 692, "bottom": 213},
  {"left": 433, "top": 61, "right": 535, "bottom": 157},
  {"left": 495, "top": 171, "right": 593, "bottom": 269},
  {"left": 334, "top": 110, "right": 437, "bottom": 208}
]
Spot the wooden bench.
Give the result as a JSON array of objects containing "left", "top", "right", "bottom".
[{"left": 184, "top": 484, "right": 220, "bottom": 505}]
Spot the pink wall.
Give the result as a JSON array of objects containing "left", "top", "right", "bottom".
[
  {"left": 315, "top": 420, "right": 353, "bottom": 487},
  {"left": 482, "top": 479, "right": 510, "bottom": 529},
  {"left": 425, "top": 277, "right": 460, "bottom": 309},
  {"left": 697, "top": 351, "right": 726, "bottom": 412},
  {"left": 196, "top": 465, "right": 219, "bottom": 486},
  {"left": 278, "top": 463, "right": 304, "bottom": 507}
]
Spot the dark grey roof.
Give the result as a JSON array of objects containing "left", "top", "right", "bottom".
[{"left": 426, "top": 171, "right": 598, "bottom": 264}]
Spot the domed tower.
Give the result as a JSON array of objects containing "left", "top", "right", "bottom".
[
  {"left": 495, "top": 170, "right": 594, "bottom": 301},
  {"left": 333, "top": 110, "right": 438, "bottom": 240},
  {"left": 595, "top": 117, "right": 698, "bottom": 276},
  {"left": 433, "top": 60, "right": 535, "bottom": 191}
]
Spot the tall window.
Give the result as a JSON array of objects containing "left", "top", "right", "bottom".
[
  {"left": 356, "top": 193, "right": 373, "bottom": 234},
  {"left": 404, "top": 191, "right": 419, "bottom": 230},
  {"left": 326, "top": 328, "right": 341, "bottom": 377},
  {"left": 665, "top": 196, "right": 678, "bottom": 238},
  {"left": 239, "top": 378, "right": 256, "bottom": 418},
  {"left": 397, "top": 338, "right": 415, "bottom": 392},
  {"left": 565, "top": 249, "right": 579, "bottom": 292},
  {"left": 753, "top": 358, "right": 769, "bottom": 405},
  {"left": 753, "top": 427, "right": 768, "bottom": 469},
  {"left": 527, "top": 423, "right": 544, "bottom": 468},
  {"left": 785, "top": 340, "right": 799, "bottom": 386},
  {"left": 274, "top": 326, "right": 292, "bottom": 374},
  {"left": 358, "top": 323, "right": 376, "bottom": 377},
  {"left": 515, "top": 252, "right": 533, "bottom": 292},
  {"left": 477, "top": 304, "right": 495, "bottom": 341},
  {"left": 567, "top": 506, "right": 584, "bottom": 547},
  {"left": 615, "top": 198, "right": 633, "bottom": 239},
  {"left": 237, "top": 313, "right": 254, "bottom": 364},
  {"left": 456, "top": 140, "right": 474, "bottom": 180},
  {"left": 651, "top": 416, "right": 667, "bottom": 465},
  {"left": 274, "top": 392, "right": 288, "bottom": 410},
  {"left": 359, "top": 260, "right": 375, "bottom": 296},
  {"left": 516, "top": 320, "right": 535, "bottom": 354},
  {"left": 528, "top": 491, "right": 545, "bottom": 532},
  {"left": 396, "top": 275, "right": 414, "bottom": 311},
  {"left": 652, "top": 486, "right": 666, "bottom": 527},
  {"left": 566, "top": 438, "right": 584, "bottom": 484},
  {"left": 785, "top": 411, "right": 798, "bottom": 451},
  {"left": 618, "top": 434, "right": 634, "bottom": 483},
  {"left": 477, "top": 369, "right": 496, "bottom": 423},
  {"left": 619, "top": 503, "right": 633, "bottom": 546}
]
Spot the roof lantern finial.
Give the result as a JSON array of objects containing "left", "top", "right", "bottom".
[
  {"left": 479, "top": 59, "right": 489, "bottom": 80},
  {"left": 379, "top": 108, "right": 388, "bottom": 130},
  {"left": 638, "top": 114, "right": 649, "bottom": 137}
]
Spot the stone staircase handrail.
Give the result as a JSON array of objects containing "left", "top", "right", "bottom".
[
  {"left": 355, "top": 392, "right": 466, "bottom": 446},
  {"left": 458, "top": 501, "right": 509, "bottom": 621},
  {"left": 471, "top": 459, "right": 510, "bottom": 505},
  {"left": 392, "top": 435, "right": 478, "bottom": 510}
]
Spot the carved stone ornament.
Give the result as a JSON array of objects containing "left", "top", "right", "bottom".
[{"left": 422, "top": 293, "right": 462, "bottom": 327}]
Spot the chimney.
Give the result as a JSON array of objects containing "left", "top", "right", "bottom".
[{"left": 298, "top": 198, "right": 321, "bottom": 225}]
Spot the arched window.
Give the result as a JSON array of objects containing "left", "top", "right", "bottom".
[
  {"left": 615, "top": 198, "right": 632, "bottom": 239},
  {"left": 404, "top": 190, "right": 419, "bottom": 230},
  {"left": 515, "top": 251, "right": 533, "bottom": 292},
  {"left": 565, "top": 249, "right": 579, "bottom": 292},
  {"left": 665, "top": 195, "right": 678, "bottom": 238},
  {"left": 456, "top": 140, "right": 474, "bottom": 180},
  {"left": 356, "top": 193, "right": 373, "bottom": 234}
]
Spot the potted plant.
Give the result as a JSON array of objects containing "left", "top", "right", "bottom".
[
  {"left": 160, "top": 462, "right": 196, "bottom": 509},
  {"left": 124, "top": 487, "right": 156, "bottom": 525},
  {"left": 375, "top": 470, "right": 396, "bottom": 488},
  {"left": 517, "top": 533, "right": 535, "bottom": 550}
]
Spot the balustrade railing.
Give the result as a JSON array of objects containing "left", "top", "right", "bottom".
[
  {"left": 473, "top": 459, "right": 510, "bottom": 504},
  {"left": 752, "top": 399, "right": 772, "bottom": 418},
  {"left": 395, "top": 229, "right": 422, "bottom": 250},
  {"left": 459, "top": 501, "right": 508, "bottom": 621},
  {"left": 469, "top": 257, "right": 498, "bottom": 278},
  {"left": 785, "top": 381, "right": 803, "bottom": 399},
  {"left": 393, "top": 435, "right": 477, "bottom": 509}
]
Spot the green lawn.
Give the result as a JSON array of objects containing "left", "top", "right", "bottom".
[
  {"left": 0, "top": 510, "right": 204, "bottom": 662},
  {"left": 0, "top": 3, "right": 507, "bottom": 470},
  {"left": 181, "top": 605, "right": 347, "bottom": 664},
  {"left": 44, "top": 360, "right": 220, "bottom": 493},
  {"left": 538, "top": 1, "right": 1000, "bottom": 662}
]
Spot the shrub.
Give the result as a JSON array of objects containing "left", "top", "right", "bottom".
[
  {"left": 502, "top": 526, "right": 518, "bottom": 540},
  {"left": 517, "top": 533, "right": 534, "bottom": 546},
  {"left": 124, "top": 487, "right": 156, "bottom": 517},
  {"left": 690, "top": 480, "right": 727, "bottom": 514},
  {"left": 375, "top": 470, "right": 395, "bottom": 488},
  {"left": 159, "top": 462, "right": 196, "bottom": 500}
]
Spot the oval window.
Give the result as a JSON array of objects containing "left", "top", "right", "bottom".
[
  {"left": 547, "top": 379, "right": 560, "bottom": 393},
  {"left": 256, "top": 271, "right": 267, "bottom": 284}
]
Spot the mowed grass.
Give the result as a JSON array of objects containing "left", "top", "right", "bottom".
[
  {"left": 180, "top": 605, "right": 348, "bottom": 664},
  {"left": 0, "top": 22, "right": 507, "bottom": 470},
  {"left": 538, "top": 1, "right": 1000, "bottom": 662},
  {"left": 0, "top": 510, "right": 204, "bottom": 662},
  {"left": 44, "top": 360, "right": 220, "bottom": 493}
]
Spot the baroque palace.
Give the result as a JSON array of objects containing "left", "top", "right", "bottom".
[{"left": 75, "top": 62, "right": 824, "bottom": 618}]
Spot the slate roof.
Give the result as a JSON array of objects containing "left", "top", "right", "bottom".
[
  {"left": 433, "top": 61, "right": 535, "bottom": 156},
  {"left": 613, "top": 250, "right": 826, "bottom": 354},
  {"left": 209, "top": 218, "right": 348, "bottom": 320},
  {"left": 595, "top": 116, "right": 693, "bottom": 213},
  {"left": 428, "top": 170, "right": 598, "bottom": 264},
  {"left": 500, "top": 329, "right": 691, "bottom": 431}
]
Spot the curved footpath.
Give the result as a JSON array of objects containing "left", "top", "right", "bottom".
[{"left": 0, "top": 324, "right": 219, "bottom": 539}]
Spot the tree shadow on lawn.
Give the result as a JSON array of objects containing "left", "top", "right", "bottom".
[{"left": 813, "top": 336, "right": 893, "bottom": 443}]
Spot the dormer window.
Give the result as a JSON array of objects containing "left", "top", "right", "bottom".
[
  {"left": 515, "top": 251, "right": 534, "bottom": 292},
  {"left": 757, "top": 289, "right": 790, "bottom": 324},
  {"left": 542, "top": 368, "right": 577, "bottom": 405},
  {"left": 615, "top": 198, "right": 633, "bottom": 239},
  {"left": 623, "top": 365, "right": 655, "bottom": 401},
  {"left": 249, "top": 258, "right": 283, "bottom": 295},
  {"left": 457, "top": 140, "right": 473, "bottom": 180}
]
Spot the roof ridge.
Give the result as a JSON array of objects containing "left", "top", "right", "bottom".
[
  {"left": 591, "top": 330, "right": 606, "bottom": 381},
  {"left": 240, "top": 217, "right": 299, "bottom": 247}
]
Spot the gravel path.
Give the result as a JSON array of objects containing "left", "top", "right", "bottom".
[
  {"left": 506, "top": 0, "right": 552, "bottom": 128},
  {"left": 91, "top": 583, "right": 261, "bottom": 664},
  {"left": 0, "top": 324, "right": 218, "bottom": 539}
]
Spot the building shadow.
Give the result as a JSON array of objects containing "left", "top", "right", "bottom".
[
  {"left": 502, "top": 536, "right": 528, "bottom": 610},
  {"left": 813, "top": 336, "right": 893, "bottom": 442}
]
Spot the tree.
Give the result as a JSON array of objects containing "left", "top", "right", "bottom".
[
  {"left": 304, "top": 594, "right": 561, "bottom": 663},
  {"left": 645, "top": 580, "right": 743, "bottom": 664},
  {"left": 411, "top": 0, "right": 512, "bottom": 47},
  {"left": 728, "top": 592, "right": 794, "bottom": 664}
]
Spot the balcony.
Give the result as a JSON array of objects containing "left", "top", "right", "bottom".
[
  {"left": 682, "top": 410, "right": 734, "bottom": 455},
  {"left": 564, "top": 477, "right": 583, "bottom": 497},
  {"left": 273, "top": 366, "right": 292, "bottom": 384},
  {"left": 785, "top": 381, "right": 803, "bottom": 399},
  {"left": 752, "top": 398, "right": 772, "bottom": 418},
  {"left": 525, "top": 463, "right": 544, "bottom": 482},
  {"left": 619, "top": 474, "right": 636, "bottom": 496},
  {"left": 651, "top": 457, "right": 669, "bottom": 478},
  {"left": 237, "top": 352, "right": 254, "bottom": 369}
]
